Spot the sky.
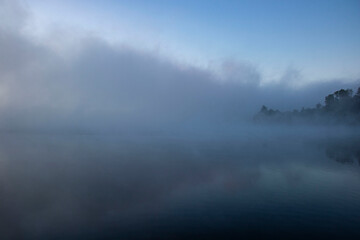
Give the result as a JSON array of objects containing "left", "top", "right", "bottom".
[
  {"left": 0, "top": 0, "right": 360, "bottom": 132},
  {"left": 27, "top": 0, "right": 360, "bottom": 82}
]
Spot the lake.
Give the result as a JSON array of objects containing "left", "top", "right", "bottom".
[{"left": 1, "top": 126, "right": 360, "bottom": 239}]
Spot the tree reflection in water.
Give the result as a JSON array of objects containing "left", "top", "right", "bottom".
[{"left": 325, "top": 139, "right": 360, "bottom": 165}]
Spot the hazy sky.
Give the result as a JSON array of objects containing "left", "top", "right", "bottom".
[
  {"left": 27, "top": 0, "right": 360, "bottom": 82},
  {"left": 1, "top": 0, "right": 359, "bottom": 131}
]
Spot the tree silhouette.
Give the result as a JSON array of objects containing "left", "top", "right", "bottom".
[{"left": 255, "top": 86, "right": 360, "bottom": 124}]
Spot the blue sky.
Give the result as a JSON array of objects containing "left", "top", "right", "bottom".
[{"left": 27, "top": 0, "right": 360, "bottom": 83}]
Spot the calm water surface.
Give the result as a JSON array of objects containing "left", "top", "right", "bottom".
[{"left": 1, "top": 128, "right": 360, "bottom": 239}]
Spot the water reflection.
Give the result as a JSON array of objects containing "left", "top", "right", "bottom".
[
  {"left": 0, "top": 133, "right": 360, "bottom": 239},
  {"left": 325, "top": 138, "right": 360, "bottom": 165}
]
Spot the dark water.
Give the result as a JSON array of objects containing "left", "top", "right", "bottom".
[{"left": 1, "top": 128, "right": 360, "bottom": 239}]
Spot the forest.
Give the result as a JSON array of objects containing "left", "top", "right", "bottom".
[{"left": 254, "top": 87, "right": 360, "bottom": 124}]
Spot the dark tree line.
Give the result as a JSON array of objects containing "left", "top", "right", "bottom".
[{"left": 254, "top": 87, "right": 360, "bottom": 124}]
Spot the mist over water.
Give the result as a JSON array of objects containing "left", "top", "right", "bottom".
[
  {"left": 1, "top": 126, "right": 360, "bottom": 239},
  {"left": 1, "top": 1, "right": 360, "bottom": 239}
]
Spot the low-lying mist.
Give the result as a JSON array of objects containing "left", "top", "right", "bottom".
[
  {"left": 2, "top": 1, "right": 360, "bottom": 239},
  {"left": 1, "top": 130, "right": 360, "bottom": 239},
  {"left": 1, "top": 0, "right": 359, "bottom": 135}
]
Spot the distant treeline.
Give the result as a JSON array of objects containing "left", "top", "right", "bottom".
[{"left": 254, "top": 87, "right": 360, "bottom": 124}]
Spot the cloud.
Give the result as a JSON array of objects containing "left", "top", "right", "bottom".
[
  {"left": 218, "top": 60, "right": 261, "bottom": 85},
  {"left": 0, "top": 0, "right": 359, "bottom": 133},
  {"left": 0, "top": 0, "right": 28, "bottom": 32}
]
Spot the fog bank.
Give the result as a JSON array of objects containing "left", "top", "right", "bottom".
[{"left": 1, "top": 0, "right": 359, "bottom": 133}]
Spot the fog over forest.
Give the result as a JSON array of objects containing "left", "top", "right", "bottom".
[
  {"left": 1, "top": 0, "right": 359, "bottom": 135},
  {"left": 2, "top": 1, "right": 360, "bottom": 239}
]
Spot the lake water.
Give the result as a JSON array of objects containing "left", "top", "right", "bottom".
[{"left": 1, "top": 127, "right": 360, "bottom": 239}]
